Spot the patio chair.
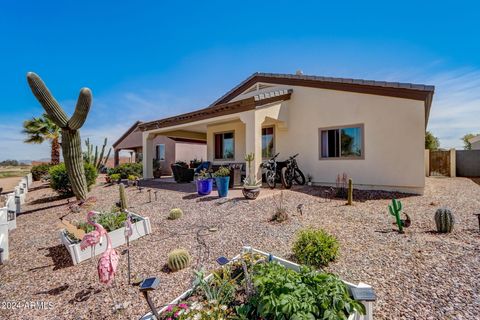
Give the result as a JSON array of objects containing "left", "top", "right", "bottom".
[
  {"left": 194, "top": 161, "right": 211, "bottom": 175},
  {"left": 171, "top": 164, "right": 194, "bottom": 183}
]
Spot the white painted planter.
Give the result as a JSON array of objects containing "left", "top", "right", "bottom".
[
  {"left": 0, "top": 208, "right": 9, "bottom": 262},
  {"left": 141, "top": 246, "right": 374, "bottom": 320},
  {"left": 59, "top": 211, "right": 152, "bottom": 265}
]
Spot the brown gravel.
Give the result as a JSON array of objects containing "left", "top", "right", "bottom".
[{"left": 1, "top": 177, "right": 479, "bottom": 319}]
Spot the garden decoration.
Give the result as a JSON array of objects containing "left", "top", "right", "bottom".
[
  {"left": 388, "top": 199, "right": 411, "bottom": 233},
  {"left": 147, "top": 189, "right": 151, "bottom": 202},
  {"left": 214, "top": 166, "right": 230, "bottom": 198},
  {"left": 27, "top": 72, "right": 92, "bottom": 201},
  {"left": 336, "top": 172, "right": 348, "bottom": 198},
  {"left": 80, "top": 211, "right": 119, "bottom": 284},
  {"left": 434, "top": 207, "right": 455, "bottom": 233},
  {"left": 271, "top": 191, "right": 288, "bottom": 222},
  {"left": 347, "top": 178, "right": 353, "bottom": 205},
  {"left": 154, "top": 191, "right": 158, "bottom": 201},
  {"left": 84, "top": 137, "right": 111, "bottom": 172},
  {"left": 119, "top": 184, "right": 128, "bottom": 211},
  {"left": 124, "top": 213, "right": 133, "bottom": 284},
  {"left": 474, "top": 213, "right": 480, "bottom": 231}
]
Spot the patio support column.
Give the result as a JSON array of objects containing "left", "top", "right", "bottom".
[
  {"left": 241, "top": 111, "right": 264, "bottom": 181},
  {"left": 114, "top": 149, "right": 120, "bottom": 167},
  {"left": 143, "top": 132, "right": 155, "bottom": 179}
]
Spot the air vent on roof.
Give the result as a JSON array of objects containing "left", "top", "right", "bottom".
[{"left": 295, "top": 70, "right": 304, "bottom": 75}]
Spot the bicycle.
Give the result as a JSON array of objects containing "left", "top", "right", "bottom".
[
  {"left": 280, "top": 153, "right": 306, "bottom": 189},
  {"left": 262, "top": 153, "right": 280, "bottom": 189}
]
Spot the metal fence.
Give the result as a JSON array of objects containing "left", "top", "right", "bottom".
[{"left": 456, "top": 150, "right": 480, "bottom": 177}]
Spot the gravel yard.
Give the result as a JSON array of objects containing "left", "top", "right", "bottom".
[{"left": 1, "top": 177, "right": 479, "bottom": 319}]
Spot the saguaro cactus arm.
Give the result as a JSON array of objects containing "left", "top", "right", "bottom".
[
  {"left": 69, "top": 88, "right": 92, "bottom": 130},
  {"left": 26, "top": 72, "right": 69, "bottom": 127}
]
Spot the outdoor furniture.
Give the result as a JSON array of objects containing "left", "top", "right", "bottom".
[
  {"left": 194, "top": 161, "right": 211, "bottom": 175},
  {"left": 171, "top": 164, "right": 194, "bottom": 183}
]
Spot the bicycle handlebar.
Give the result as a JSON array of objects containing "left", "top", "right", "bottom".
[{"left": 290, "top": 153, "right": 299, "bottom": 159}]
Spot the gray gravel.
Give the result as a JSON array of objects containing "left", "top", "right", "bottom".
[{"left": 0, "top": 176, "right": 479, "bottom": 319}]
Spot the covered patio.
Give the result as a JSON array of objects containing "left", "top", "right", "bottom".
[{"left": 139, "top": 89, "right": 292, "bottom": 182}]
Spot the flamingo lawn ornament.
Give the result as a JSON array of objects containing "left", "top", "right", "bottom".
[
  {"left": 124, "top": 213, "right": 133, "bottom": 284},
  {"left": 80, "top": 211, "right": 119, "bottom": 284}
]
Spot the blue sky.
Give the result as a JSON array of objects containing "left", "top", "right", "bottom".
[{"left": 1, "top": 1, "right": 479, "bottom": 160}]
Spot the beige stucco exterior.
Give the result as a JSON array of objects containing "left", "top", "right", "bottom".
[{"left": 143, "top": 82, "right": 427, "bottom": 193}]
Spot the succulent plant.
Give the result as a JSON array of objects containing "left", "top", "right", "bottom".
[
  {"left": 435, "top": 207, "right": 455, "bottom": 233},
  {"left": 27, "top": 72, "right": 92, "bottom": 201},
  {"left": 119, "top": 183, "right": 128, "bottom": 211},
  {"left": 168, "top": 208, "right": 183, "bottom": 220},
  {"left": 388, "top": 198, "right": 404, "bottom": 233},
  {"left": 167, "top": 249, "right": 191, "bottom": 271},
  {"left": 347, "top": 178, "right": 353, "bottom": 205}
]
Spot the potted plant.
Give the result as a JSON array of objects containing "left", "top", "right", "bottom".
[
  {"left": 196, "top": 169, "right": 213, "bottom": 195},
  {"left": 307, "top": 174, "right": 313, "bottom": 186},
  {"left": 153, "top": 159, "right": 162, "bottom": 179},
  {"left": 213, "top": 166, "right": 230, "bottom": 198},
  {"left": 243, "top": 153, "right": 261, "bottom": 200},
  {"left": 189, "top": 158, "right": 202, "bottom": 169},
  {"left": 128, "top": 175, "right": 137, "bottom": 187}
]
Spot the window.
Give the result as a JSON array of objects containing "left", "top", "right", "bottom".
[
  {"left": 262, "top": 127, "right": 275, "bottom": 159},
  {"left": 214, "top": 132, "right": 234, "bottom": 159},
  {"left": 155, "top": 144, "right": 165, "bottom": 161},
  {"left": 320, "top": 125, "right": 363, "bottom": 159}
]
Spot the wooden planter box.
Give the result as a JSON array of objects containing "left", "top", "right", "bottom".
[
  {"left": 59, "top": 211, "right": 152, "bottom": 265},
  {"left": 140, "top": 246, "right": 375, "bottom": 320}
]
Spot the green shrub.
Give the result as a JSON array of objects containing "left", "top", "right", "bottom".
[
  {"left": 109, "top": 173, "right": 121, "bottom": 181},
  {"left": 49, "top": 163, "right": 98, "bottom": 196},
  {"left": 292, "top": 228, "right": 339, "bottom": 267},
  {"left": 31, "top": 163, "right": 53, "bottom": 181},
  {"left": 108, "top": 163, "right": 143, "bottom": 179}
]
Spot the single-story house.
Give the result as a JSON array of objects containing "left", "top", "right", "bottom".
[
  {"left": 139, "top": 72, "right": 434, "bottom": 194},
  {"left": 112, "top": 121, "right": 207, "bottom": 175},
  {"left": 468, "top": 135, "right": 480, "bottom": 150}
]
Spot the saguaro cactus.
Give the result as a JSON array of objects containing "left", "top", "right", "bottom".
[
  {"left": 388, "top": 198, "right": 404, "bottom": 233},
  {"left": 27, "top": 72, "right": 92, "bottom": 201},
  {"left": 119, "top": 183, "right": 128, "bottom": 211}
]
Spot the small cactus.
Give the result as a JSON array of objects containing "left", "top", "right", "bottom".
[
  {"left": 167, "top": 249, "right": 191, "bottom": 271},
  {"left": 347, "top": 178, "right": 353, "bottom": 205},
  {"left": 168, "top": 208, "right": 183, "bottom": 220},
  {"left": 435, "top": 207, "right": 455, "bottom": 233},
  {"left": 119, "top": 183, "right": 128, "bottom": 211},
  {"left": 388, "top": 198, "right": 404, "bottom": 233}
]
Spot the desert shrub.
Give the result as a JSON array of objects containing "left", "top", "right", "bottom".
[
  {"left": 292, "top": 228, "right": 339, "bottom": 267},
  {"left": 31, "top": 163, "right": 53, "bottom": 181},
  {"left": 108, "top": 163, "right": 143, "bottom": 179},
  {"left": 49, "top": 163, "right": 98, "bottom": 196}
]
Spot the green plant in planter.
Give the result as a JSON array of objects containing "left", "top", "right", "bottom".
[
  {"left": 168, "top": 208, "right": 183, "bottom": 220},
  {"left": 435, "top": 207, "right": 455, "bottom": 233},
  {"left": 251, "top": 262, "right": 365, "bottom": 319},
  {"left": 243, "top": 152, "right": 261, "bottom": 190},
  {"left": 214, "top": 166, "right": 230, "bottom": 177},
  {"left": 69, "top": 210, "right": 129, "bottom": 240},
  {"left": 167, "top": 249, "right": 191, "bottom": 271},
  {"left": 197, "top": 169, "right": 211, "bottom": 180},
  {"left": 293, "top": 228, "right": 339, "bottom": 268}
]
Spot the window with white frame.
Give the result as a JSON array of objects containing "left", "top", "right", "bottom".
[
  {"left": 319, "top": 125, "right": 364, "bottom": 159},
  {"left": 155, "top": 144, "right": 165, "bottom": 161}
]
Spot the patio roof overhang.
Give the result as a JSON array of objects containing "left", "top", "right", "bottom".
[{"left": 138, "top": 89, "right": 292, "bottom": 132}]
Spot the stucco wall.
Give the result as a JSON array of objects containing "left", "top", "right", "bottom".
[
  {"left": 471, "top": 140, "right": 480, "bottom": 150},
  {"left": 206, "top": 120, "right": 246, "bottom": 165},
  {"left": 175, "top": 142, "right": 207, "bottom": 162},
  {"left": 270, "top": 85, "right": 426, "bottom": 193}
]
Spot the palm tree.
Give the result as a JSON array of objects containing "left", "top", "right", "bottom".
[{"left": 23, "top": 113, "right": 61, "bottom": 164}]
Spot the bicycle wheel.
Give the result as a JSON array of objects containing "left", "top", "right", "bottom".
[
  {"left": 294, "top": 169, "right": 306, "bottom": 185},
  {"left": 266, "top": 170, "right": 276, "bottom": 189},
  {"left": 281, "top": 167, "right": 292, "bottom": 189}
]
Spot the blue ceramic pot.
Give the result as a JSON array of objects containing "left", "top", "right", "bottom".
[
  {"left": 215, "top": 176, "right": 230, "bottom": 197},
  {"left": 196, "top": 178, "right": 213, "bottom": 195}
]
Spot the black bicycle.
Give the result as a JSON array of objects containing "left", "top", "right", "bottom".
[
  {"left": 281, "top": 153, "right": 306, "bottom": 189},
  {"left": 262, "top": 153, "right": 280, "bottom": 189}
]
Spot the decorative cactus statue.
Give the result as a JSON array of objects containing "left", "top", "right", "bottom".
[
  {"left": 168, "top": 208, "right": 183, "bottom": 220},
  {"left": 388, "top": 198, "right": 404, "bottom": 233},
  {"left": 347, "top": 178, "right": 353, "bottom": 205},
  {"left": 167, "top": 249, "right": 191, "bottom": 271},
  {"left": 84, "top": 137, "right": 111, "bottom": 172},
  {"left": 435, "top": 207, "right": 455, "bottom": 233},
  {"left": 119, "top": 183, "right": 128, "bottom": 211},
  {"left": 27, "top": 72, "right": 91, "bottom": 201}
]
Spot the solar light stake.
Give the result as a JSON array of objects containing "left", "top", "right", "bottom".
[
  {"left": 154, "top": 191, "right": 158, "bottom": 201},
  {"left": 139, "top": 277, "right": 160, "bottom": 319},
  {"left": 474, "top": 213, "right": 480, "bottom": 231},
  {"left": 147, "top": 190, "right": 151, "bottom": 202}
]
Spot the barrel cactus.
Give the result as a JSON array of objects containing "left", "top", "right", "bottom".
[
  {"left": 435, "top": 207, "right": 455, "bottom": 233},
  {"left": 119, "top": 183, "right": 128, "bottom": 211},
  {"left": 168, "top": 208, "right": 183, "bottom": 220},
  {"left": 167, "top": 249, "right": 191, "bottom": 271},
  {"left": 27, "top": 72, "right": 92, "bottom": 201}
]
